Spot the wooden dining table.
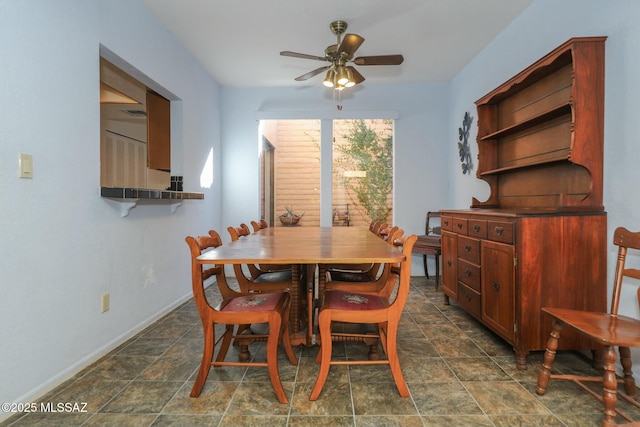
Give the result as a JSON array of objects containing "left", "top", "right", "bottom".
[{"left": 196, "top": 226, "right": 405, "bottom": 346}]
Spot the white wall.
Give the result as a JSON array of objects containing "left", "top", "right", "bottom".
[
  {"left": 3, "top": 0, "right": 639, "bottom": 417},
  {"left": 220, "top": 83, "right": 451, "bottom": 274},
  {"left": 0, "top": 0, "right": 221, "bottom": 416},
  {"left": 449, "top": 0, "right": 640, "bottom": 379}
]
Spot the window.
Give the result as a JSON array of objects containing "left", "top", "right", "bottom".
[
  {"left": 259, "top": 119, "right": 393, "bottom": 227},
  {"left": 259, "top": 120, "right": 321, "bottom": 226},
  {"left": 333, "top": 119, "right": 393, "bottom": 226}
]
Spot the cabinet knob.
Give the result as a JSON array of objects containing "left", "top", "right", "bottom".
[
  {"left": 465, "top": 293, "right": 472, "bottom": 302},
  {"left": 443, "top": 220, "right": 449, "bottom": 226},
  {"left": 464, "top": 269, "right": 472, "bottom": 277},
  {"left": 495, "top": 226, "right": 504, "bottom": 236},
  {"left": 492, "top": 282, "right": 501, "bottom": 291},
  {"left": 457, "top": 223, "right": 463, "bottom": 229},
  {"left": 465, "top": 245, "right": 471, "bottom": 252},
  {"left": 447, "top": 260, "right": 452, "bottom": 267},
  {"left": 473, "top": 225, "right": 480, "bottom": 232}
]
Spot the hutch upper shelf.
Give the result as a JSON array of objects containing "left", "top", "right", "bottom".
[{"left": 473, "top": 36, "right": 606, "bottom": 212}]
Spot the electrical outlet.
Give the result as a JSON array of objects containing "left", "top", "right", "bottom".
[{"left": 101, "top": 293, "right": 110, "bottom": 313}]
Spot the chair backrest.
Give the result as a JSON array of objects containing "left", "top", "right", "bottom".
[
  {"left": 426, "top": 211, "right": 441, "bottom": 235},
  {"left": 388, "top": 227, "right": 404, "bottom": 244},
  {"left": 374, "top": 228, "right": 407, "bottom": 299},
  {"left": 227, "top": 223, "right": 252, "bottom": 241},
  {"left": 373, "top": 222, "right": 389, "bottom": 237},
  {"left": 185, "top": 230, "right": 235, "bottom": 318},
  {"left": 251, "top": 219, "right": 269, "bottom": 232},
  {"left": 226, "top": 224, "right": 264, "bottom": 280},
  {"left": 611, "top": 227, "right": 640, "bottom": 316}
]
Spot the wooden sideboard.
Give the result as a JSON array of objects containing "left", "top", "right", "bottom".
[{"left": 441, "top": 37, "right": 608, "bottom": 369}]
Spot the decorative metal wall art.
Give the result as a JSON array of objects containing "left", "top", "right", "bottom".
[{"left": 458, "top": 111, "right": 474, "bottom": 174}]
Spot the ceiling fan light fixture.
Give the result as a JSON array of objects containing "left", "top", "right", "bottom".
[
  {"left": 336, "top": 66, "right": 349, "bottom": 86},
  {"left": 323, "top": 69, "right": 335, "bottom": 87},
  {"left": 344, "top": 67, "right": 355, "bottom": 87}
]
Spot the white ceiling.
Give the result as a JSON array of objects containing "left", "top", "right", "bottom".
[{"left": 141, "top": 0, "right": 532, "bottom": 88}]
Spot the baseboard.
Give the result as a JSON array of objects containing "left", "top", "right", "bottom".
[{"left": 0, "top": 292, "right": 193, "bottom": 423}]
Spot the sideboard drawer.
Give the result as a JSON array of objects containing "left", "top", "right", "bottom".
[
  {"left": 457, "top": 259, "right": 480, "bottom": 292},
  {"left": 458, "top": 282, "right": 481, "bottom": 320},
  {"left": 441, "top": 216, "right": 453, "bottom": 232},
  {"left": 488, "top": 220, "right": 514, "bottom": 244},
  {"left": 452, "top": 218, "right": 468, "bottom": 235},
  {"left": 457, "top": 235, "right": 480, "bottom": 264},
  {"left": 468, "top": 219, "right": 487, "bottom": 239}
]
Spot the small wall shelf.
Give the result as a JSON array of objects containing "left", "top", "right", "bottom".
[{"left": 100, "top": 187, "right": 204, "bottom": 217}]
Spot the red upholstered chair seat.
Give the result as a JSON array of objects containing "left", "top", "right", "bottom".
[
  {"left": 219, "top": 292, "right": 285, "bottom": 312},
  {"left": 323, "top": 290, "right": 387, "bottom": 311}
]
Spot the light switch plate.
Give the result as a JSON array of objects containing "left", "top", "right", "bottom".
[
  {"left": 19, "top": 153, "right": 33, "bottom": 179},
  {"left": 101, "top": 293, "right": 110, "bottom": 313}
]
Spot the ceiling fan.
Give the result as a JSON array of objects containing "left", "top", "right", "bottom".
[{"left": 280, "top": 20, "right": 404, "bottom": 89}]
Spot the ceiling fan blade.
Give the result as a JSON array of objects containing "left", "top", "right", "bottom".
[
  {"left": 346, "top": 66, "right": 365, "bottom": 84},
  {"left": 280, "top": 51, "right": 327, "bottom": 61},
  {"left": 338, "top": 34, "right": 365, "bottom": 58},
  {"left": 353, "top": 54, "right": 404, "bottom": 66},
  {"left": 295, "top": 66, "right": 331, "bottom": 81}
]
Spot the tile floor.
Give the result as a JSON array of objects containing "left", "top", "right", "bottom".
[{"left": 2, "top": 276, "right": 638, "bottom": 426}]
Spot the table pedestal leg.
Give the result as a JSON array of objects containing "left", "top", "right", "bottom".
[
  {"left": 306, "top": 264, "right": 316, "bottom": 346},
  {"left": 289, "top": 264, "right": 304, "bottom": 345}
]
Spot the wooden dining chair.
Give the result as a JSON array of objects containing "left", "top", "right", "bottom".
[
  {"left": 412, "top": 212, "right": 442, "bottom": 289},
  {"left": 185, "top": 231, "right": 298, "bottom": 404},
  {"left": 227, "top": 224, "right": 293, "bottom": 281},
  {"left": 325, "top": 227, "right": 403, "bottom": 291},
  {"left": 324, "top": 225, "right": 397, "bottom": 283},
  {"left": 536, "top": 226, "right": 640, "bottom": 426},
  {"left": 310, "top": 234, "right": 417, "bottom": 401}
]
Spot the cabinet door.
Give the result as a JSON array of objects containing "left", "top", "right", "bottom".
[
  {"left": 147, "top": 91, "right": 171, "bottom": 172},
  {"left": 441, "top": 231, "right": 458, "bottom": 300},
  {"left": 481, "top": 240, "right": 515, "bottom": 343}
]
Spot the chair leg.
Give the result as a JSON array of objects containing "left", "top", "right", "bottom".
[
  {"left": 423, "top": 254, "right": 429, "bottom": 279},
  {"left": 602, "top": 345, "right": 619, "bottom": 427},
  {"left": 191, "top": 323, "right": 215, "bottom": 397},
  {"left": 385, "top": 321, "right": 409, "bottom": 397},
  {"left": 536, "top": 320, "right": 562, "bottom": 395},
  {"left": 309, "top": 312, "right": 333, "bottom": 401},
  {"left": 619, "top": 346, "right": 637, "bottom": 398},
  {"left": 266, "top": 315, "right": 289, "bottom": 404},
  {"left": 215, "top": 325, "right": 234, "bottom": 363},
  {"left": 281, "top": 300, "right": 299, "bottom": 366}
]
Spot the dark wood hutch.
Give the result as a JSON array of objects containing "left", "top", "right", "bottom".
[{"left": 440, "top": 37, "right": 608, "bottom": 369}]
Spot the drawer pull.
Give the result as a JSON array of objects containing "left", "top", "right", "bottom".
[
  {"left": 464, "top": 245, "right": 471, "bottom": 252},
  {"left": 464, "top": 269, "right": 472, "bottom": 277},
  {"left": 443, "top": 220, "right": 449, "bottom": 226},
  {"left": 494, "top": 226, "right": 504, "bottom": 236},
  {"left": 457, "top": 223, "right": 463, "bottom": 229},
  {"left": 447, "top": 260, "right": 452, "bottom": 267},
  {"left": 492, "top": 282, "right": 501, "bottom": 291},
  {"left": 473, "top": 225, "right": 480, "bottom": 232},
  {"left": 465, "top": 293, "right": 472, "bottom": 302}
]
